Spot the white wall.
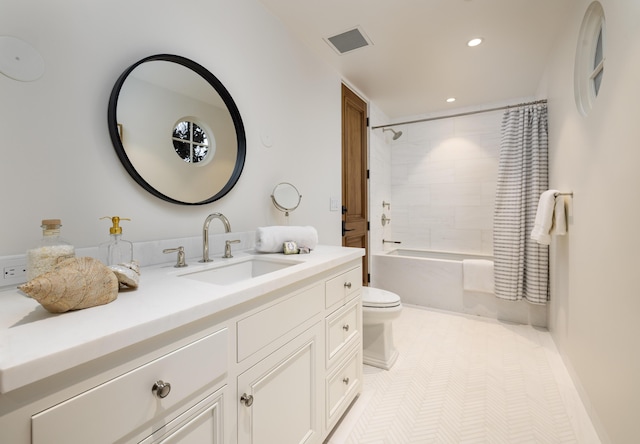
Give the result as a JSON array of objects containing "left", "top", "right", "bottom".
[
  {"left": 0, "top": 0, "right": 343, "bottom": 256},
  {"left": 384, "top": 111, "right": 502, "bottom": 255},
  {"left": 542, "top": 0, "right": 640, "bottom": 442}
]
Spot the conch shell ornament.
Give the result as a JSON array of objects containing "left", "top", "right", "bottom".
[{"left": 19, "top": 257, "right": 119, "bottom": 313}]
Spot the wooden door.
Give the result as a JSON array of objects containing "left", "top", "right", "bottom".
[{"left": 341, "top": 84, "right": 369, "bottom": 286}]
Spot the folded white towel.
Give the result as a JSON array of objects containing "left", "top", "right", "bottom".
[
  {"left": 531, "top": 190, "right": 567, "bottom": 245},
  {"left": 463, "top": 259, "right": 495, "bottom": 294},
  {"left": 255, "top": 226, "right": 318, "bottom": 253}
]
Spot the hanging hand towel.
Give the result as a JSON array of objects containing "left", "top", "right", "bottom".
[
  {"left": 531, "top": 190, "right": 566, "bottom": 245},
  {"left": 463, "top": 259, "right": 495, "bottom": 294},
  {"left": 255, "top": 226, "right": 318, "bottom": 253},
  {"left": 553, "top": 194, "right": 567, "bottom": 236}
]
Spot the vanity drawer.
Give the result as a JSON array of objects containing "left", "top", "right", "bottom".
[
  {"left": 326, "top": 298, "right": 361, "bottom": 368},
  {"left": 237, "top": 283, "right": 323, "bottom": 362},
  {"left": 325, "top": 266, "right": 362, "bottom": 309},
  {"left": 326, "top": 345, "right": 362, "bottom": 429},
  {"left": 32, "top": 328, "right": 228, "bottom": 444}
]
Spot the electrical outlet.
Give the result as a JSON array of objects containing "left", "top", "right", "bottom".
[
  {"left": 0, "top": 255, "right": 28, "bottom": 288},
  {"left": 4, "top": 265, "right": 27, "bottom": 279}
]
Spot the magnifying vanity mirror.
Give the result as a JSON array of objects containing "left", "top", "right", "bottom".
[
  {"left": 271, "top": 182, "right": 302, "bottom": 219},
  {"left": 108, "top": 54, "right": 246, "bottom": 205}
]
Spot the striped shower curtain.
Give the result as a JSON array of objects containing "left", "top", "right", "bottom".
[{"left": 493, "top": 104, "right": 549, "bottom": 304}]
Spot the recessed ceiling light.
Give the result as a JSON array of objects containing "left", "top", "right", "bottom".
[
  {"left": 467, "top": 38, "right": 483, "bottom": 47},
  {"left": 446, "top": 97, "right": 456, "bottom": 103}
]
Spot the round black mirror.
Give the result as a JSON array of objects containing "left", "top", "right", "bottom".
[{"left": 108, "top": 54, "right": 246, "bottom": 205}]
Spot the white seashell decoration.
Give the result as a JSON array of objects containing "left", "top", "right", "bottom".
[
  {"left": 18, "top": 257, "right": 119, "bottom": 313},
  {"left": 109, "top": 261, "right": 140, "bottom": 289}
]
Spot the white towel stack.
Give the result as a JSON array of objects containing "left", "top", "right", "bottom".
[
  {"left": 255, "top": 226, "right": 318, "bottom": 253},
  {"left": 531, "top": 190, "right": 567, "bottom": 245},
  {"left": 463, "top": 259, "right": 495, "bottom": 294}
]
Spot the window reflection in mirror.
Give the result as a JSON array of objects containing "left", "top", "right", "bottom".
[{"left": 172, "top": 119, "right": 214, "bottom": 164}]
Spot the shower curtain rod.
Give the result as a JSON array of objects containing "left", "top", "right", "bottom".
[{"left": 371, "top": 99, "right": 548, "bottom": 130}]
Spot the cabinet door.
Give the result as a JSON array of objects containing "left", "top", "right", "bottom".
[
  {"left": 140, "top": 389, "right": 224, "bottom": 444},
  {"left": 238, "top": 323, "right": 322, "bottom": 444}
]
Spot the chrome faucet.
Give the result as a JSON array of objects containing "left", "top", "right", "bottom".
[{"left": 200, "top": 213, "right": 231, "bottom": 263}]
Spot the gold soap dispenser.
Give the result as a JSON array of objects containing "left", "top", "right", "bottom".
[{"left": 99, "top": 216, "right": 133, "bottom": 266}]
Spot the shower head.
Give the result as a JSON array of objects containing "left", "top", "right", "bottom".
[{"left": 383, "top": 127, "right": 403, "bottom": 140}]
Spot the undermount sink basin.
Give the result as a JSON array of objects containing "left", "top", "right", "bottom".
[{"left": 179, "top": 256, "right": 302, "bottom": 285}]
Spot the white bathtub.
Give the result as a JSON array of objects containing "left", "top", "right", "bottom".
[{"left": 371, "top": 248, "right": 546, "bottom": 326}]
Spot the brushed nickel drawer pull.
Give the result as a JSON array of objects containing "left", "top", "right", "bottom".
[
  {"left": 344, "top": 282, "right": 352, "bottom": 289},
  {"left": 240, "top": 393, "right": 254, "bottom": 407},
  {"left": 152, "top": 380, "right": 171, "bottom": 399},
  {"left": 343, "top": 324, "right": 350, "bottom": 332},
  {"left": 343, "top": 377, "right": 350, "bottom": 385}
]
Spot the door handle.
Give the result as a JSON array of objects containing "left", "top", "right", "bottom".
[{"left": 342, "top": 221, "right": 354, "bottom": 236}]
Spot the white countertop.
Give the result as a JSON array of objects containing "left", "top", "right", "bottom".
[{"left": 0, "top": 245, "right": 364, "bottom": 394}]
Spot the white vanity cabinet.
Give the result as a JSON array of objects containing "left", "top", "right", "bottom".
[
  {"left": 0, "top": 248, "right": 364, "bottom": 444},
  {"left": 235, "top": 264, "right": 363, "bottom": 444}
]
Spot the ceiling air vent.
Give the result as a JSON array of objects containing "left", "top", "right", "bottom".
[{"left": 325, "top": 26, "right": 372, "bottom": 55}]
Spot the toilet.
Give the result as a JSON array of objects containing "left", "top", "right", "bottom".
[{"left": 361, "top": 287, "right": 403, "bottom": 370}]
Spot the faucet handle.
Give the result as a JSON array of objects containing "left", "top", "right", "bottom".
[
  {"left": 163, "top": 246, "right": 188, "bottom": 268},
  {"left": 224, "top": 239, "right": 241, "bottom": 258}
]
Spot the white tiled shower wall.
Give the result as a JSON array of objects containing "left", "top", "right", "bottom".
[{"left": 387, "top": 109, "right": 503, "bottom": 254}]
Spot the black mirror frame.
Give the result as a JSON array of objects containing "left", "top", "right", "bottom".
[{"left": 107, "top": 54, "right": 246, "bottom": 205}]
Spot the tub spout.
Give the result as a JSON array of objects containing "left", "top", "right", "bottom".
[{"left": 200, "top": 213, "right": 231, "bottom": 263}]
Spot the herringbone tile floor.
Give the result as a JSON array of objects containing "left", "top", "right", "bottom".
[{"left": 326, "top": 306, "right": 600, "bottom": 444}]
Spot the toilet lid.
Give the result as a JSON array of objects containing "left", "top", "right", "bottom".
[{"left": 362, "top": 287, "right": 401, "bottom": 308}]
